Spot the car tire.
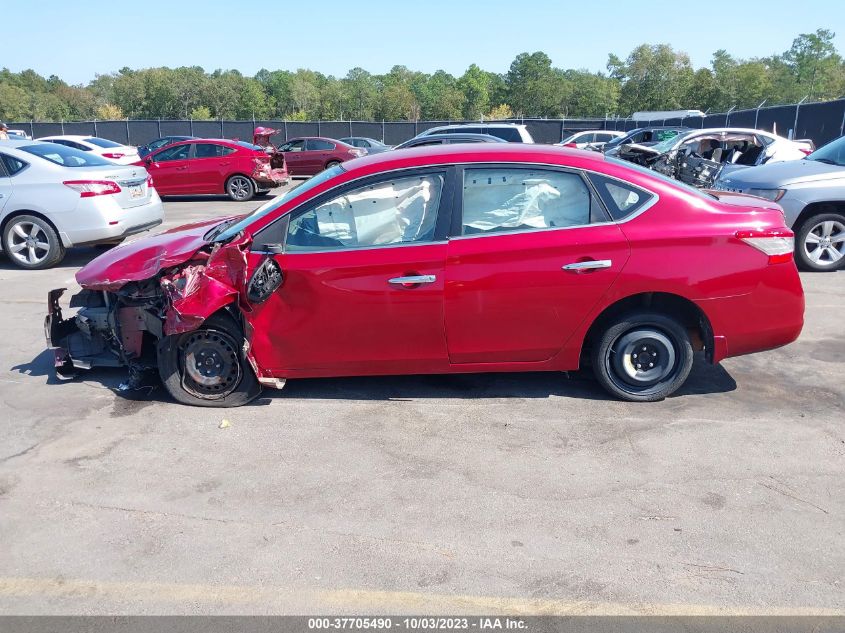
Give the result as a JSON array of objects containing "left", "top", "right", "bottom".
[
  {"left": 226, "top": 174, "right": 255, "bottom": 202},
  {"left": 794, "top": 212, "right": 845, "bottom": 272},
  {"left": 591, "top": 311, "right": 694, "bottom": 402},
  {"left": 2, "top": 214, "right": 66, "bottom": 270},
  {"left": 325, "top": 160, "right": 342, "bottom": 170},
  {"left": 157, "top": 312, "right": 262, "bottom": 407}
]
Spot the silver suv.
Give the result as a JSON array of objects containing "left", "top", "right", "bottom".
[
  {"left": 713, "top": 134, "right": 845, "bottom": 271},
  {"left": 414, "top": 123, "right": 534, "bottom": 143}
]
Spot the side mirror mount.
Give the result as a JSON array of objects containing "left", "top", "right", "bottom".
[
  {"left": 264, "top": 243, "right": 284, "bottom": 254},
  {"left": 145, "top": 157, "right": 152, "bottom": 166}
]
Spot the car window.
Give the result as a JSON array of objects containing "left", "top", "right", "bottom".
[
  {"left": 286, "top": 173, "right": 444, "bottom": 252},
  {"left": 194, "top": 143, "right": 224, "bottom": 158},
  {"left": 235, "top": 141, "right": 264, "bottom": 151},
  {"left": 84, "top": 137, "right": 122, "bottom": 148},
  {"left": 20, "top": 143, "right": 112, "bottom": 167},
  {"left": 412, "top": 139, "right": 444, "bottom": 147},
  {"left": 588, "top": 173, "right": 654, "bottom": 221},
  {"left": 0, "top": 153, "right": 28, "bottom": 176},
  {"left": 460, "top": 168, "right": 602, "bottom": 236},
  {"left": 654, "top": 129, "right": 680, "bottom": 142},
  {"left": 595, "top": 133, "right": 614, "bottom": 143},
  {"left": 153, "top": 144, "right": 190, "bottom": 161},
  {"left": 486, "top": 127, "right": 521, "bottom": 142},
  {"left": 281, "top": 140, "right": 305, "bottom": 152},
  {"left": 221, "top": 146, "right": 236, "bottom": 156},
  {"left": 578, "top": 133, "right": 595, "bottom": 143},
  {"left": 149, "top": 138, "right": 169, "bottom": 150},
  {"left": 307, "top": 139, "right": 335, "bottom": 151}
]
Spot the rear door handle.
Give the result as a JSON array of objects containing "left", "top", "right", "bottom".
[
  {"left": 176, "top": 166, "right": 188, "bottom": 171},
  {"left": 388, "top": 275, "right": 436, "bottom": 285},
  {"left": 563, "top": 259, "right": 612, "bottom": 271}
]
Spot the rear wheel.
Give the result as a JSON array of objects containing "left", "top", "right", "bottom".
[
  {"left": 157, "top": 313, "right": 261, "bottom": 407},
  {"left": 591, "top": 312, "right": 693, "bottom": 402},
  {"left": 795, "top": 213, "right": 845, "bottom": 271},
  {"left": 325, "top": 160, "right": 342, "bottom": 170},
  {"left": 226, "top": 174, "right": 255, "bottom": 202},
  {"left": 2, "top": 214, "right": 65, "bottom": 269}
]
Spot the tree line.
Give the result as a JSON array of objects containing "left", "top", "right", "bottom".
[{"left": 1, "top": 29, "right": 843, "bottom": 123}]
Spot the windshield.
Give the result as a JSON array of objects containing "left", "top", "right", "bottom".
[
  {"left": 807, "top": 135, "right": 845, "bottom": 167},
  {"left": 84, "top": 137, "right": 123, "bottom": 148},
  {"left": 213, "top": 165, "right": 345, "bottom": 242},
  {"left": 605, "top": 156, "right": 717, "bottom": 200},
  {"left": 20, "top": 143, "right": 113, "bottom": 167},
  {"left": 603, "top": 133, "right": 632, "bottom": 149}
]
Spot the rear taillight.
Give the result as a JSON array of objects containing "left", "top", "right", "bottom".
[
  {"left": 102, "top": 152, "right": 125, "bottom": 159},
  {"left": 146, "top": 174, "right": 154, "bottom": 188},
  {"left": 799, "top": 148, "right": 812, "bottom": 156},
  {"left": 63, "top": 180, "right": 122, "bottom": 198},
  {"left": 563, "top": 142, "right": 578, "bottom": 148},
  {"left": 736, "top": 228, "right": 794, "bottom": 264},
  {"left": 349, "top": 148, "right": 366, "bottom": 157}
]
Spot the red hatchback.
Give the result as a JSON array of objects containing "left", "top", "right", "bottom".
[
  {"left": 276, "top": 136, "right": 365, "bottom": 176},
  {"left": 47, "top": 144, "right": 804, "bottom": 406},
  {"left": 136, "top": 138, "right": 289, "bottom": 201}
]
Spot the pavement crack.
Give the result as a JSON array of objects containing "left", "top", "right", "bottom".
[
  {"left": 757, "top": 481, "right": 829, "bottom": 515},
  {"left": 0, "top": 442, "right": 40, "bottom": 464}
]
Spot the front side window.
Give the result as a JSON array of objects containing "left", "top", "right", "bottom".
[
  {"left": 153, "top": 144, "right": 190, "bottom": 161},
  {"left": 281, "top": 140, "right": 305, "bottom": 152},
  {"left": 460, "top": 168, "right": 601, "bottom": 236},
  {"left": 286, "top": 173, "right": 444, "bottom": 252}
]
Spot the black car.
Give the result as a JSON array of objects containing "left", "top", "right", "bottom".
[
  {"left": 138, "top": 135, "right": 197, "bottom": 158},
  {"left": 393, "top": 133, "right": 507, "bottom": 150},
  {"left": 603, "top": 127, "right": 690, "bottom": 156}
]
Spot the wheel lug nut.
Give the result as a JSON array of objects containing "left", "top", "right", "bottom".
[
  {"left": 649, "top": 363, "right": 654, "bottom": 368},
  {"left": 632, "top": 353, "right": 638, "bottom": 359}
]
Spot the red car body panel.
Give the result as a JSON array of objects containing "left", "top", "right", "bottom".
[
  {"left": 68, "top": 144, "right": 803, "bottom": 383},
  {"left": 135, "top": 139, "right": 288, "bottom": 196},
  {"left": 279, "top": 137, "right": 362, "bottom": 176}
]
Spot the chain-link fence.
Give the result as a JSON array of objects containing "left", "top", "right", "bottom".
[{"left": 10, "top": 98, "right": 845, "bottom": 148}]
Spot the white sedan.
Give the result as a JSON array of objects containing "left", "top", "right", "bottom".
[
  {"left": 0, "top": 139, "right": 162, "bottom": 269},
  {"left": 36, "top": 135, "right": 140, "bottom": 165}
]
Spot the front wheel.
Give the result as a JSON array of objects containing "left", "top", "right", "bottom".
[
  {"left": 795, "top": 213, "right": 845, "bottom": 271},
  {"left": 591, "top": 312, "right": 694, "bottom": 402},
  {"left": 325, "top": 160, "right": 342, "bottom": 170},
  {"left": 226, "top": 174, "right": 255, "bottom": 202},
  {"left": 157, "top": 314, "right": 262, "bottom": 407}
]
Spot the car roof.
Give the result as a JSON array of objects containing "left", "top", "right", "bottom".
[{"left": 37, "top": 135, "right": 92, "bottom": 141}]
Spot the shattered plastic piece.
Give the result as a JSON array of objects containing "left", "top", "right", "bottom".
[
  {"left": 118, "top": 382, "right": 130, "bottom": 391},
  {"left": 218, "top": 419, "right": 231, "bottom": 429}
]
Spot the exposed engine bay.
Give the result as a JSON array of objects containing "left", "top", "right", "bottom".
[{"left": 616, "top": 132, "right": 772, "bottom": 188}]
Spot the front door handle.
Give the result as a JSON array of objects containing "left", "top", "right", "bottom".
[
  {"left": 562, "top": 259, "right": 612, "bottom": 271},
  {"left": 388, "top": 274, "right": 436, "bottom": 286}
]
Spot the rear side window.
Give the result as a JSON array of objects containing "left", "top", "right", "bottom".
[
  {"left": 588, "top": 173, "right": 653, "bottom": 220},
  {"left": 307, "top": 139, "right": 335, "bottom": 151},
  {"left": 195, "top": 143, "right": 226, "bottom": 158},
  {"left": 460, "top": 168, "right": 605, "bottom": 236},
  {"left": 84, "top": 137, "right": 123, "bottom": 148},
  {"left": 20, "top": 143, "right": 111, "bottom": 167},
  {"left": 485, "top": 127, "right": 522, "bottom": 142},
  {"left": 0, "top": 153, "right": 28, "bottom": 176}
]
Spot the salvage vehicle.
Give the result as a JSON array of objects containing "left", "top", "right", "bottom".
[
  {"left": 602, "top": 127, "right": 690, "bottom": 156},
  {"left": 137, "top": 138, "right": 289, "bottom": 201},
  {"left": 557, "top": 130, "right": 625, "bottom": 150},
  {"left": 38, "top": 135, "right": 140, "bottom": 165},
  {"left": 45, "top": 144, "right": 804, "bottom": 406},
  {"left": 615, "top": 128, "right": 812, "bottom": 188},
  {"left": 714, "top": 133, "right": 845, "bottom": 271},
  {"left": 252, "top": 129, "right": 365, "bottom": 177},
  {"left": 393, "top": 133, "right": 506, "bottom": 149},
  {"left": 1, "top": 139, "right": 162, "bottom": 269}
]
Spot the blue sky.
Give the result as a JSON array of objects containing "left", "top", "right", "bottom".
[{"left": 4, "top": 0, "right": 844, "bottom": 84}]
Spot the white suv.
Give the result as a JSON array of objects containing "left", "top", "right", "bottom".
[{"left": 415, "top": 123, "right": 534, "bottom": 143}]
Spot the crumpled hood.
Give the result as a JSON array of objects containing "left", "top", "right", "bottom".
[
  {"left": 717, "top": 159, "right": 845, "bottom": 188},
  {"left": 76, "top": 216, "right": 240, "bottom": 291}
]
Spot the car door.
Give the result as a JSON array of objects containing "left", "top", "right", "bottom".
[
  {"left": 145, "top": 143, "right": 192, "bottom": 194},
  {"left": 444, "top": 165, "right": 630, "bottom": 364},
  {"left": 244, "top": 167, "right": 455, "bottom": 375},
  {"left": 191, "top": 142, "right": 228, "bottom": 193},
  {"left": 305, "top": 138, "right": 336, "bottom": 174},
  {"left": 279, "top": 139, "right": 307, "bottom": 175}
]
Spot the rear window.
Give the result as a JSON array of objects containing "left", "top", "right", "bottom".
[
  {"left": 84, "top": 137, "right": 123, "bottom": 148},
  {"left": 20, "top": 143, "right": 112, "bottom": 167},
  {"left": 235, "top": 141, "right": 263, "bottom": 151}
]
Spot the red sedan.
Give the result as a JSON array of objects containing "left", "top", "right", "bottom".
[
  {"left": 137, "top": 138, "right": 289, "bottom": 201},
  {"left": 47, "top": 144, "right": 804, "bottom": 406},
  {"left": 276, "top": 136, "right": 365, "bottom": 176}
]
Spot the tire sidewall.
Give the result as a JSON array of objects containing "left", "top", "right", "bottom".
[
  {"left": 2, "top": 214, "right": 65, "bottom": 270},
  {"left": 592, "top": 312, "right": 694, "bottom": 402},
  {"left": 795, "top": 213, "right": 845, "bottom": 272},
  {"left": 226, "top": 175, "right": 255, "bottom": 202}
]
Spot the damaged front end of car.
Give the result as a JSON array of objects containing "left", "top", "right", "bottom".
[{"left": 44, "top": 231, "right": 284, "bottom": 398}]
